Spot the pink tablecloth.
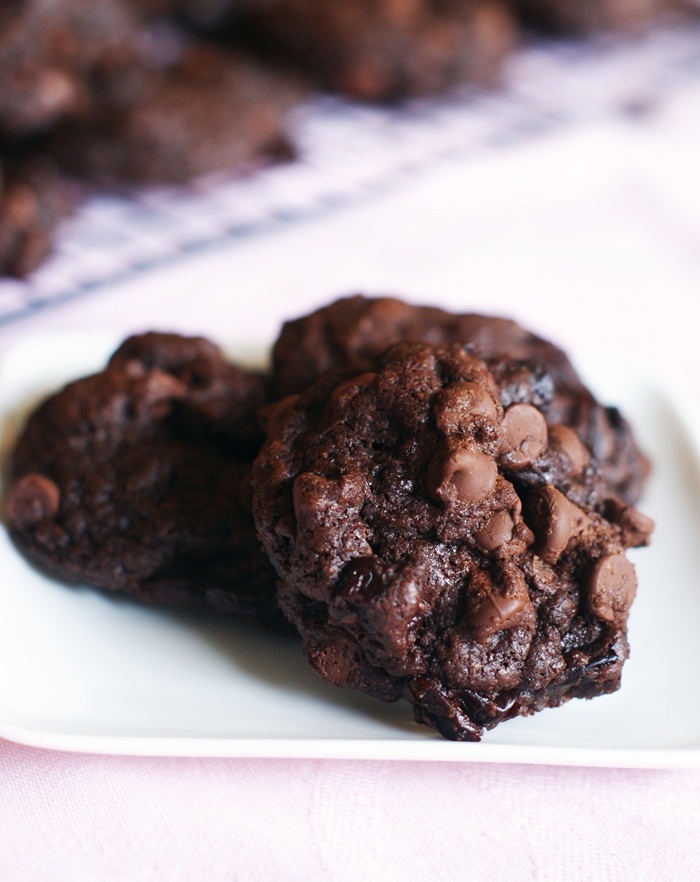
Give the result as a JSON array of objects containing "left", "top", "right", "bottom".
[
  {"left": 2, "top": 83, "right": 699, "bottom": 880},
  {"left": 3, "top": 742, "right": 699, "bottom": 881}
]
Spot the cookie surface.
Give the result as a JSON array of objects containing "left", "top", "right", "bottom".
[
  {"left": 253, "top": 342, "right": 652, "bottom": 740},
  {"left": 272, "top": 294, "right": 650, "bottom": 505},
  {"left": 7, "top": 332, "right": 283, "bottom": 627}
]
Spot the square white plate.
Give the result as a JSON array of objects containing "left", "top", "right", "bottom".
[{"left": 0, "top": 332, "right": 698, "bottom": 766}]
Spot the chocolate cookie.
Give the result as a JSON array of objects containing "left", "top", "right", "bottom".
[
  {"left": 7, "top": 332, "right": 283, "bottom": 628},
  {"left": 0, "top": 156, "right": 71, "bottom": 278},
  {"left": 272, "top": 295, "right": 650, "bottom": 505},
  {"left": 513, "top": 0, "right": 692, "bottom": 34},
  {"left": 0, "top": 0, "right": 137, "bottom": 140},
  {"left": 107, "top": 331, "right": 267, "bottom": 454},
  {"left": 52, "top": 36, "right": 301, "bottom": 183},
  {"left": 253, "top": 342, "right": 652, "bottom": 740},
  {"left": 236, "top": 0, "right": 517, "bottom": 101}
]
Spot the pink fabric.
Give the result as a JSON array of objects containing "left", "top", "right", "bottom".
[{"left": 2, "top": 741, "right": 699, "bottom": 881}]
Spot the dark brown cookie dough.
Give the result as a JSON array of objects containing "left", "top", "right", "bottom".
[
  {"left": 236, "top": 0, "right": 517, "bottom": 101},
  {"left": 51, "top": 37, "right": 301, "bottom": 184},
  {"left": 273, "top": 294, "right": 583, "bottom": 397},
  {"left": 7, "top": 332, "right": 283, "bottom": 628},
  {"left": 107, "top": 331, "right": 269, "bottom": 455},
  {"left": 253, "top": 341, "right": 652, "bottom": 740},
  {"left": 271, "top": 294, "right": 650, "bottom": 505}
]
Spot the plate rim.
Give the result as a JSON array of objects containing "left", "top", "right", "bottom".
[{"left": 3, "top": 716, "right": 700, "bottom": 768}]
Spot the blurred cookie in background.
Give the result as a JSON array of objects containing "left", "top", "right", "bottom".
[
  {"left": 513, "top": 0, "right": 693, "bottom": 34},
  {"left": 50, "top": 36, "right": 302, "bottom": 183},
  {"left": 0, "top": 155, "right": 73, "bottom": 278},
  {"left": 0, "top": 0, "right": 138, "bottom": 140},
  {"left": 231, "top": 0, "right": 519, "bottom": 101}
]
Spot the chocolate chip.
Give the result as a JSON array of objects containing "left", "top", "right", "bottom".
[
  {"left": 499, "top": 403, "right": 547, "bottom": 469},
  {"left": 427, "top": 448, "right": 497, "bottom": 504},
  {"left": 470, "top": 567, "right": 531, "bottom": 636},
  {"left": 8, "top": 474, "right": 60, "bottom": 528},
  {"left": 528, "top": 485, "right": 588, "bottom": 564},
  {"left": 471, "top": 592, "right": 528, "bottom": 635},
  {"left": 588, "top": 554, "right": 637, "bottom": 622},
  {"left": 433, "top": 381, "right": 500, "bottom": 436},
  {"left": 548, "top": 424, "right": 589, "bottom": 475},
  {"left": 334, "top": 556, "right": 383, "bottom": 603},
  {"left": 602, "top": 499, "right": 654, "bottom": 547},
  {"left": 619, "top": 507, "right": 654, "bottom": 546},
  {"left": 475, "top": 510, "right": 515, "bottom": 551}
]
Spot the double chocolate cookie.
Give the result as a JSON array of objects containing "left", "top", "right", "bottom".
[
  {"left": 237, "top": 0, "right": 517, "bottom": 101},
  {"left": 52, "top": 37, "right": 301, "bottom": 184},
  {"left": 0, "top": 0, "right": 137, "bottom": 140},
  {"left": 272, "top": 295, "right": 650, "bottom": 506},
  {"left": 0, "top": 3, "right": 302, "bottom": 276},
  {"left": 0, "top": 156, "right": 71, "bottom": 278},
  {"left": 7, "top": 332, "right": 283, "bottom": 627},
  {"left": 253, "top": 341, "right": 652, "bottom": 740}
]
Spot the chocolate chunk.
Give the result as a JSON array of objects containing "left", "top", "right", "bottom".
[
  {"left": 548, "top": 424, "right": 589, "bottom": 475},
  {"left": 7, "top": 473, "right": 60, "bottom": 527},
  {"left": 462, "top": 563, "right": 534, "bottom": 642},
  {"left": 427, "top": 448, "right": 498, "bottom": 504},
  {"left": 528, "top": 484, "right": 588, "bottom": 564},
  {"left": 334, "top": 557, "right": 383, "bottom": 603},
  {"left": 433, "top": 380, "right": 500, "bottom": 437},
  {"left": 588, "top": 554, "right": 637, "bottom": 622},
  {"left": 602, "top": 498, "right": 655, "bottom": 547},
  {"left": 499, "top": 403, "right": 548, "bottom": 469},
  {"left": 470, "top": 585, "right": 530, "bottom": 636},
  {"left": 475, "top": 509, "right": 516, "bottom": 551}
]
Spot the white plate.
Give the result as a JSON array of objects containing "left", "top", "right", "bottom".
[{"left": 0, "top": 332, "right": 698, "bottom": 767}]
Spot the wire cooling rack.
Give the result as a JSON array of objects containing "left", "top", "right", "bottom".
[{"left": 1, "top": 24, "right": 699, "bottom": 325}]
